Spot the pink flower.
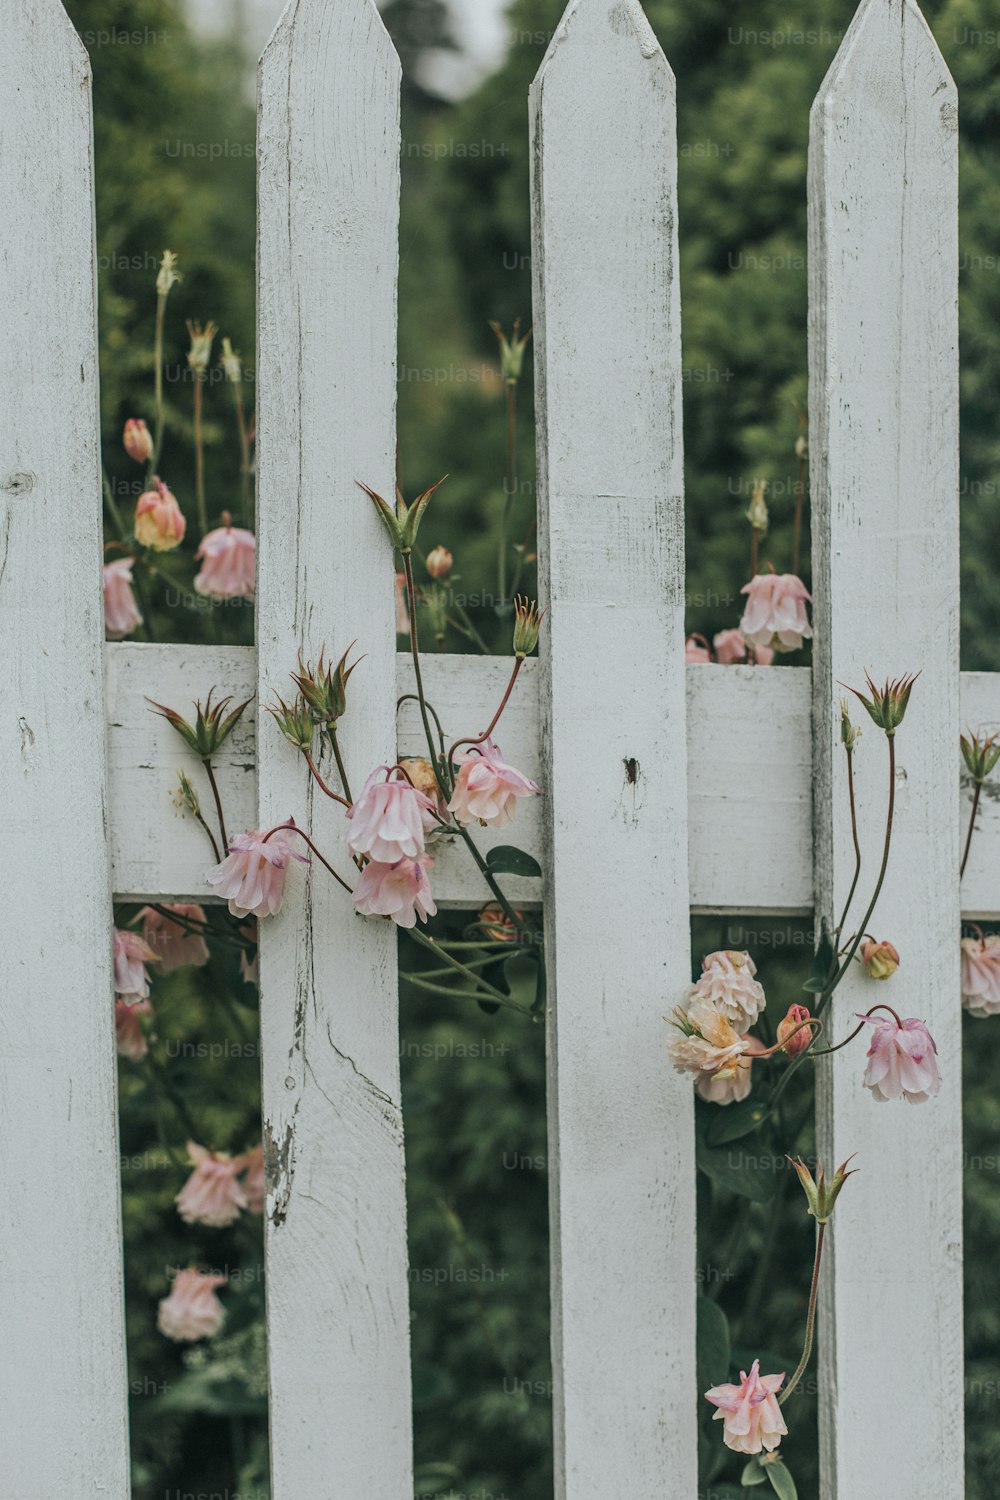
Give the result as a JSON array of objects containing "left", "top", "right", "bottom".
[
  {"left": 346, "top": 766, "right": 437, "bottom": 861},
  {"left": 353, "top": 854, "right": 437, "bottom": 929},
  {"left": 859, "top": 1014, "right": 941, "bottom": 1103},
  {"left": 685, "top": 634, "right": 712, "bottom": 664},
  {"left": 776, "top": 1003, "right": 813, "bottom": 1059},
  {"left": 669, "top": 998, "right": 749, "bottom": 1082},
  {"left": 194, "top": 523, "right": 256, "bottom": 600},
  {"left": 961, "top": 935, "right": 1000, "bottom": 1017},
  {"left": 395, "top": 571, "right": 409, "bottom": 634},
  {"left": 705, "top": 1359, "right": 787, "bottom": 1454},
  {"left": 713, "top": 628, "right": 747, "bottom": 664},
  {"left": 696, "top": 1034, "right": 766, "bottom": 1105},
  {"left": 135, "top": 478, "right": 186, "bottom": 552},
  {"left": 115, "top": 998, "right": 152, "bottom": 1061},
  {"left": 175, "top": 1142, "right": 248, "bottom": 1227},
  {"left": 157, "top": 1268, "right": 227, "bottom": 1343},
  {"left": 739, "top": 572, "right": 813, "bottom": 652},
  {"left": 103, "top": 557, "right": 143, "bottom": 639},
  {"left": 113, "top": 927, "right": 159, "bottom": 1000},
  {"left": 139, "top": 904, "right": 210, "bottom": 973},
  {"left": 206, "top": 827, "right": 305, "bottom": 919},
  {"left": 240, "top": 1144, "right": 265, "bottom": 1215},
  {"left": 686, "top": 950, "right": 766, "bottom": 1032},
  {"left": 447, "top": 738, "right": 541, "bottom": 828},
  {"left": 752, "top": 643, "right": 775, "bottom": 666},
  {"left": 123, "top": 417, "right": 154, "bottom": 464}
]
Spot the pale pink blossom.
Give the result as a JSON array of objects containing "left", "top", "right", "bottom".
[
  {"left": 175, "top": 1142, "right": 248, "bottom": 1227},
  {"left": 123, "top": 417, "right": 153, "bottom": 464},
  {"left": 194, "top": 523, "right": 256, "bottom": 600},
  {"left": 135, "top": 478, "right": 186, "bottom": 552},
  {"left": 739, "top": 572, "right": 813, "bottom": 652},
  {"left": 113, "top": 927, "right": 159, "bottom": 1000},
  {"left": 353, "top": 854, "right": 437, "bottom": 929},
  {"left": 206, "top": 827, "right": 305, "bottom": 919},
  {"left": 395, "top": 571, "right": 410, "bottom": 634},
  {"left": 713, "top": 628, "right": 747, "bottom": 665},
  {"left": 669, "top": 998, "right": 749, "bottom": 1083},
  {"left": 103, "top": 557, "right": 143, "bottom": 639},
  {"left": 346, "top": 767, "right": 436, "bottom": 861},
  {"left": 685, "top": 635, "right": 712, "bottom": 664},
  {"left": 705, "top": 1359, "right": 787, "bottom": 1455},
  {"left": 859, "top": 1014, "right": 941, "bottom": 1103},
  {"left": 240, "top": 1144, "right": 265, "bottom": 1215},
  {"left": 447, "top": 738, "right": 541, "bottom": 828},
  {"left": 961, "top": 934, "right": 1000, "bottom": 1017},
  {"left": 157, "top": 1268, "right": 227, "bottom": 1343},
  {"left": 115, "top": 998, "right": 152, "bottom": 1061},
  {"left": 686, "top": 950, "right": 766, "bottom": 1032},
  {"left": 696, "top": 1035, "right": 766, "bottom": 1105},
  {"left": 139, "top": 904, "right": 210, "bottom": 973},
  {"left": 751, "top": 642, "right": 775, "bottom": 666}
]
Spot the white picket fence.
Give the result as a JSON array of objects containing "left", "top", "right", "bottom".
[{"left": 0, "top": 0, "right": 986, "bottom": 1494}]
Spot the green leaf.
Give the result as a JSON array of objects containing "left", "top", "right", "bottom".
[
  {"left": 696, "top": 1294, "right": 731, "bottom": 1392},
  {"left": 486, "top": 845, "right": 542, "bottom": 878},
  {"left": 697, "top": 1139, "right": 777, "bottom": 1203},
  {"left": 706, "top": 1096, "right": 770, "bottom": 1146},
  {"left": 765, "top": 1459, "right": 798, "bottom": 1500},
  {"left": 801, "top": 976, "right": 828, "bottom": 995},
  {"left": 742, "top": 1456, "right": 767, "bottom": 1486}
]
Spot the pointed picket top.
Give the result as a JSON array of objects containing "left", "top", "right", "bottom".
[
  {"left": 814, "top": 0, "right": 955, "bottom": 114},
  {"left": 260, "top": 0, "right": 398, "bottom": 74},
  {"left": 535, "top": 0, "right": 667, "bottom": 78},
  {"left": 3, "top": 0, "right": 90, "bottom": 63}
]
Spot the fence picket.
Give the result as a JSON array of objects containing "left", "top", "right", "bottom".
[
  {"left": 530, "top": 2, "right": 696, "bottom": 1494},
  {"left": 256, "top": 2, "right": 411, "bottom": 1494},
  {"left": 809, "top": 2, "right": 962, "bottom": 1495},
  {"left": 0, "top": 1, "right": 130, "bottom": 1491}
]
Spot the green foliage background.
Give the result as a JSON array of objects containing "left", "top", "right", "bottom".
[{"left": 61, "top": 0, "right": 1000, "bottom": 1494}]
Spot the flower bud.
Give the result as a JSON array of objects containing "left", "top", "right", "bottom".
[
  {"left": 787, "top": 1154, "right": 857, "bottom": 1224},
  {"left": 149, "top": 689, "right": 251, "bottom": 761},
  {"left": 745, "top": 480, "right": 769, "bottom": 534},
  {"left": 123, "top": 418, "right": 154, "bottom": 465},
  {"left": 513, "top": 595, "right": 545, "bottom": 658},
  {"left": 426, "top": 546, "right": 453, "bottom": 581},
  {"left": 844, "top": 671, "right": 919, "bottom": 737},
  {"left": 478, "top": 904, "right": 523, "bottom": 942},
  {"left": 186, "top": 319, "right": 218, "bottom": 375},
  {"left": 489, "top": 319, "right": 532, "bottom": 385},
  {"left": 359, "top": 477, "right": 447, "bottom": 555},
  {"left": 135, "top": 478, "right": 186, "bottom": 552},
  {"left": 290, "top": 644, "right": 360, "bottom": 727},
  {"left": 267, "top": 694, "right": 315, "bottom": 753},
  {"left": 219, "top": 336, "right": 242, "bottom": 384},
  {"left": 156, "top": 248, "right": 181, "bottom": 298},
  {"left": 776, "top": 1003, "right": 813, "bottom": 1058},
  {"left": 861, "top": 939, "right": 900, "bottom": 981},
  {"left": 840, "top": 700, "right": 860, "bottom": 751},
  {"left": 961, "top": 730, "right": 1000, "bottom": 785},
  {"left": 795, "top": 433, "right": 808, "bottom": 461}
]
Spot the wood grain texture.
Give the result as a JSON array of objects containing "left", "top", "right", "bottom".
[
  {"left": 809, "top": 3, "right": 962, "bottom": 1494},
  {"left": 256, "top": 2, "right": 410, "bottom": 1493},
  {"left": 0, "top": 1, "right": 131, "bottom": 1491},
  {"left": 530, "top": 1, "right": 697, "bottom": 1493}
]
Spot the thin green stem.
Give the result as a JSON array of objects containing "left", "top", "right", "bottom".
[
  {"left": 779, "top": 1222, "right": 826, "bottom": 1406},
  {"left": 203, "top": 759, "right": 229, "bottom": 854},
  {"left": 193, "top": 375, "right": 207, "bottom": 535},
  {"left": 446, "top": 658, "right": 522, "bottom": 768},
  {"left": 130, "top": 554, "right": 159, "bottom": 643},
  {"left": 961, "top": 780, "right": 983, "bottom": 880},
  {"left": 304, "top": 750, "right": 351, "bottom": 808},
  {"left": 150, "top": 292, "right": 167, "bottom": 477},
  {"left": 101, "top": 468, "right": 129, "bottom": 545},
  {"left": 403, "top": 552, "right": 451, "bottom": 803},
  {"left": 498, "top": 381, "right": 517, "bottom": 605},
  {"left": 263, "top": 821, "right": 354, "bottom": 895},
  {"left": 403, "top": 972, "right": 531, "bottom": 1017},
  {"left": 232, "top": 382, "right": 251, "bottom": 524},
  {"left": 327, "top": 725, "right": 353, "bottom": 804},
  {"left": 834, "top": 747, "right": 863, "bottom": 944},
  {"left": 792, "top": 451, "right": 806, "bottom": 577},
  {"left": 402, "top": 927, "right": 509, "bottom": 1002}
]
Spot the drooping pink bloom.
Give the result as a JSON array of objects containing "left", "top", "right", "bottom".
[
  {"left": 751, "top": 643, "right": 775, "bottom": 666},
  {"left": 696, "top": 1034, "right": 766, "bottom": 1105},
  {"left": 113, "top": 927, "right": 159, "bottom": 1000},
  {"left": 395, "top": 571, "right": 409, "bottom": 634},
  {"left": 687, "top": 950, "right": 766, "bottom": 1032},
  {"left": 447, "top": 738, "right": 541, "bottom": 828},
  {"left": 157, "top": 1268, "right": 227, "bottom": 1343},
  {"left": 346, "top": 767, "right": 437, "bottom": 861},
  {"left": 240, "top": 1144, "right": 265, "bottom": 1215},
  {"left": 194, "top": 523, "right": 256, "bottom": 600},
  {"left": 139, "top": 904, "right": 210, "bottom": 973},
  {"left": 115, "top": 997, "right": 152, "bottom": 1061},
  {"left": 669, "top": 998, "right": 749, "bottom": 1083},
  {"left": 705, "top": 1359, "right": 787, "bottom": 1454},
  {"left": 961, "top": 934, "right": 1000, "bottom": 1017},
  {"left": 685, "top": 634, "right": 712, "bottom": 664},
  {"left": 740, "top": 572, "right": 813, "bottom": 652},
  {"left": 713, "top": 628, "right": 747, "bottom": 665},
  {"left": 103, "top": 557, "right": 143, "bottom": 639},
  {"left": 861, "top": 938, "right": 900, "bottom": 980},
  {"left": 135, "top": 478, "right": 186, "bottom": 552},
  {"left": 123, "top": 417, "right": 154, "bottom": 464},
  {"left": 353, "top": 854, "right": 437, "bottom": 929},
  {"left": 776, "top": 1003, "right": 813, "bottom": 1059},
  {"left": 206, "top": 827, "right": 305, "bottom": 919},
  {"left": 859, "top": 1014, "right": 941, "bottom": 1103},
  {"left": 175, "top": 1142, "right": 249, "bottom": 1227}
]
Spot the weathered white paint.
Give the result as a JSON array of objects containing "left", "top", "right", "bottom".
[
  {"left": 809, "top": 3, "right": 962, "bottom": 1496},
  {"left": 531, "top": 2, "right": 697, "bottom": 1494},
  {"left": 0, "top": 1, "right": 130, "bottom": 1492},
  {"left": 256, "top": 1, "right": 411, "bottom": 1494}
]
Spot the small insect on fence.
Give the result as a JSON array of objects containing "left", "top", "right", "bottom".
[{"left": 0, "top": 0, "right": 988, "bottom": 1496}]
